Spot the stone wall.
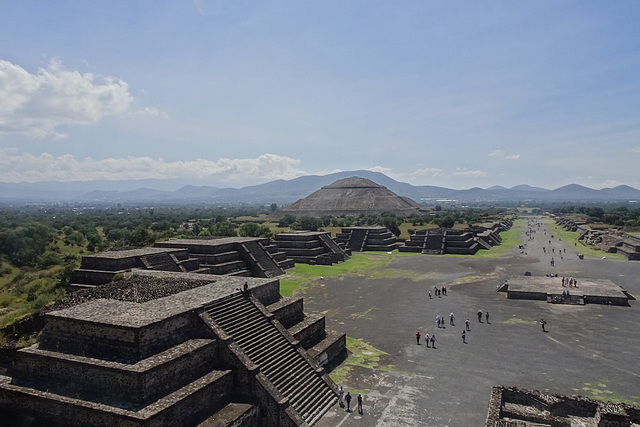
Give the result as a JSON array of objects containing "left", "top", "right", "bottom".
[{"left": 486, "top": 386, "right": 640, "bottom": 426}]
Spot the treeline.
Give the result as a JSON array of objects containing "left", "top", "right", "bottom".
[
  {"left": 0, "top": 204, "right": 282, "bottom": 269},
  {"left": 549, "top": 205, "right": 640, "bottom": 227}
]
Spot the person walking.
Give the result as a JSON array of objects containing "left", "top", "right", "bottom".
[
  {"left": 424, "top": 333, "right": 430, "bottom": 348},
  {"left": 436, "top": 315, "right": 441, "bottom": 328},
  {"left": 477, "top": 310, "right": 483, "bottom": 322},
  {"left": 345, "top": 391, "right": 352, "bottom": 412},
  {"left": 357, "top": 393, "right": 363, "bottom": 415},
  {"left": 541, "top": 318, "right": 547, "bottom": 332},
  {"left": 465, "top": 319, "right": 470, "bottom": 331},
  {"left": 449, "top": 312, "right": 455, "bottom": 326},
  {"left": 415, "top": 331, "right": 421, "bottom": 344},
  {"left": 462, "top": 329, "right": 466, "bottom": 343},
  {"left": 338, "top": 386, "right": 344, "bottom": 407},
  {"left": 430, "top": 334, "right": 436, "bottom": 349},
  {"left": 485, "top": 311, "right": 490, "bottom": 323}
]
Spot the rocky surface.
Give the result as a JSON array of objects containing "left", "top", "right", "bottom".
[{"left": 44, "top": 275, "right": 213, "bottom": 313}]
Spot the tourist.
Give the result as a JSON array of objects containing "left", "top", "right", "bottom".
[
  {"left": 357, "top": 393, "right": 363, "bottom": 415},
  {"left": 477, "top": 310, "right": 483, "bottom": 322},
  {"left": 428, "top": 291, "right": 432, "bottom": 299},
  {"left": 541, "top": 318, "right": 547, "bottom": 332},
  {"left": 450, "top": 312, "right": 455, "bottom": 326},
  {"left": 436, "top": 315, "right": 441, "bottom": 328},
  {"left": 415, "top": 331, "right": 421, "bottom": 344},
  {"left": 345, "top": 391, "right": 352, "bottom": 412},
  {"left": 485, "top": 311, "right": 490, "bottom": 323},
  {"left": 430, "top": 334, "right": 436, "bottom": 348},
  {"left": 339, "top": 386, "right": 344, "bottom": 407},
  {"left": 424, "top": 333, "right": 430, "bottom": 347},
  {"left": 462, "top": 329, "right": 466, "bottom": 343},
  {"left": 465, "top": 319, "right": 470, "bottom": 330}
]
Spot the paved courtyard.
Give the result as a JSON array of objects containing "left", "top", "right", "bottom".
[{"left": 307, "top": 218, "right": 640, "bottom": 426}]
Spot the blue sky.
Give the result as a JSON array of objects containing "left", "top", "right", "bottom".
[{"left": 1, "top": 1, "right": 639, "bottom": 190}]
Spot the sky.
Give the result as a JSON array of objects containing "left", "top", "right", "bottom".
[{"left": 1, "top": 1, "right": 640, "bottom": 190}]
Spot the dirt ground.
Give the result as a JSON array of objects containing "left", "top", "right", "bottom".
[{"left": 307, "top": 217, "right": 640, "bottom": 427}]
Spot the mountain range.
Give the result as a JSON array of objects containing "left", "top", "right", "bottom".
[{"left": 1, "top": 170, "right": 639, "bottom": 205}]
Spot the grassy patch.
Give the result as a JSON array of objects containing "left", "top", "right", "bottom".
[
  {"left": 329, "top": 337, "right": 394, "bottom": 391},
  {"left": 573, "top": 382, "right": 640, "bottom": 404},
  {"left": 279, "top": 252, "right": 396, "bottom": 296}
]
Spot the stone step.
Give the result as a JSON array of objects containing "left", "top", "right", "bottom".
[
  {"left": 259, "top": 347, "right": 301, "bottom": 376},
  {"left": 304, "top": 392, "right": 338, "bottom": 426},
  {"left": 250, "top": 338, "right": 290, "bottom": 365},
  {"left": 277, "top": 368, "right": 316, "bottom": 396},
  {"left": 296, "top": 387, "right": 336, "bottom": 422},
  {"left": 221, "top": 313, "right": 268, "bottom": 335},
  {"left": 231, "top": 320, "right": 278, "bottom": 344},
  {"left": 239, "top": 329, "right": 283, "bottom": 355}
]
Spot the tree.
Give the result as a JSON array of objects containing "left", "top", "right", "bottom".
[
  {"left": 0, "top": 223, "right": 55, "bottom": 266},
  {"left": 239, "top": 222, "right": 272, "bottom": 238},
  {"left": 211, "top": 221, "right": 237, "bottom": 237}
]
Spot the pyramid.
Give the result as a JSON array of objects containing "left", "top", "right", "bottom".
[{"left": 272, "top": 177, "right": 427, "bottom": 218}]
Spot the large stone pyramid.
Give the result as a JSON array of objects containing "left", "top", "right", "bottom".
[{"left": 272, "top": 177, "right": 427, "bottom": 218}]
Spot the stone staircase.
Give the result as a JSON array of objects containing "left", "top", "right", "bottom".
[
  {"left": 347, "top": 229, "right": 368, "bottom": 252},
  {"left": 203, "top": 293, "right": 337, "bottom": 425},
  {"left": 240, "top": 240, "right": 286, "bottom": 278}
]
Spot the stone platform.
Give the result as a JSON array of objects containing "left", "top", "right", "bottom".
[{"left": 504, "top": 276, "right": 633, "bottom": 306}]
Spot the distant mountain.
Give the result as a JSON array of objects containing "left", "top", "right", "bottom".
[{"left": 1, "top": 171, "right": 639, "bottom": 205}]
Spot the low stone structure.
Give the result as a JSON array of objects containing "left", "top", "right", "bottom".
[
  {"left": 71, "top": 237, "right": 294, "bottom": 289},
  {"left": 334, "top": 227, "right": 399, "bottom": 252},
  {"left": 500, "top": 276, "right": 634, "bottom": 306},
  {"left": 399, "top": 222, "right": 509, "bottom": 255},
  {"left": 0, "top": 271, "right": 346, "bottom": 426},
  {"left": 272, "top": 232, "right": 350, "bottom": 265},
  {"left": 486, "top": 386, "right": 640, "bottom": 426}
]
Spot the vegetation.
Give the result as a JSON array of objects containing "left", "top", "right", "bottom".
[{"left": 0, "top": 201, "right": 635, "bottom": 332}]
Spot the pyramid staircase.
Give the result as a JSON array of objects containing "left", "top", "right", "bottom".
[{"left": 203, "top": 293, "right": 337, "bottom": 425}]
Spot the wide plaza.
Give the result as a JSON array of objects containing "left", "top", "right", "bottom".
[{"left": 311, "top": 218, "right": 640, "bottom": 426}]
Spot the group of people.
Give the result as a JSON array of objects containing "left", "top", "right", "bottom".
[
  {"left": 429, "top": 285, "right": 447, "bottom": 298},
  {"left": 416, "top": 308, "right": 491, "bottom": 347},
  {"left": 562, "top": 277, "right": 577, "bottom": 287},
  {"left": 338, "top": 386, "right": 363, "bottom": 415}
]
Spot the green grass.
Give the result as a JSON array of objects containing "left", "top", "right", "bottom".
[
  {"left": 572, "top": 381, "right": 640, "bottom": 404},
  {"left": 329, "top": 337, "right": 394, "bottom": 392},
  {"left": 279, "top": 252, "right": 396, "bottom": 296}
]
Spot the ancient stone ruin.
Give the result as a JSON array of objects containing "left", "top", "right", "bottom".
[
  {"left": 0, "top": 271, "right": 346, "bottom": 426},
  {"left": 499, "top": 275, "right": 635, "bottom": 306},
  {"left": 486, "top": 386, "right": 640, "bottom": 426},
  {"left": 555, "top": 217, "right": 640, "bottom": 260},
  {"left": 70, "top": 237, "right": 295, "bottom": 290},
  {"left": 271, "top": 176, "right": 429, "bottom": 219},
  {"left": 272, "top": 231, "right": 350, "bottom": 265},
  {"left": 399, "top": 222, "right": 510, "bottom": 255},
  {"left": 334, "top": 226, "right": 399, "bottom": 252}
]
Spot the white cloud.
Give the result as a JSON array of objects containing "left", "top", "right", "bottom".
[
  {"left": 131, "top": 107, "right": 168, "bottom": 119},
  {"left": 489, "top": 149, "right": 520, "bottom": 160},
  {"left": 452, "top": 168, "right": 488, "bottom": 178},
  {"left": 411, "top": 168, "right": 446, "bottom": 179},
  {"left": 0, "top": 149, "right": 305, "bottom": 184},
  {"left": 632, "top": 147, "right": 640, "bottom": 154},
  {"left": 597, "top": 179, "right": 624, "bottom": 189},
  {"left": 0, "top": 58, "right": 134, "bottom": 138}
]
